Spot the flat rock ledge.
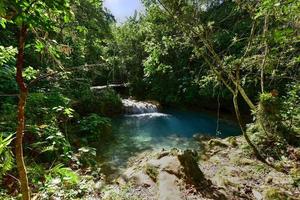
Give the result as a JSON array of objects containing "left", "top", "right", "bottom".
[{"left": 118, "top": 149, "right": 226, "bottom": 200}]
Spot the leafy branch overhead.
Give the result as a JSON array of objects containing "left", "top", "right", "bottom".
[{"left": 0, "top": 0, "right": 299, "bottom": 199}]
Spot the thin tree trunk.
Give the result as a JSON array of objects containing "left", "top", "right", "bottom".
[
  {"left": 233, "top": 64, "right": 265, "bottom": 162},
  {"left": 236, "top": 83, "right": 256, "bottom": 110},
  {"left": 15, "top": 24, "right": 30, "bottom": 200},
  {"left": 233, "top": 93, "right": 265, "bottom": 162},
  {"left": 261, "top": 15, "right": 269, "bottom": 93},
  {"left": 257, "top": 15, "right": 271, "bottom": 137}
]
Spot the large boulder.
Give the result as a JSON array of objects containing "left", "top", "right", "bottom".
[
  {"left": 120, "top": 150, "right": 227, "bottom": 200},
  {"left": 158, "top": 171, "right": 182, "bottom": 200}
]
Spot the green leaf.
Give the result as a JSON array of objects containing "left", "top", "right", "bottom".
[
  {"left": 34, "top": 40, "right": 45, "bottom": 52},
  {"left": 63, "top": 15, "right": 70, "bottom": 23},
  {"left": 23, "top": 66, "right": 39, "bottom": 81},
  {"left": 0, "top": 17, "right": 6, "bottom": 28}
]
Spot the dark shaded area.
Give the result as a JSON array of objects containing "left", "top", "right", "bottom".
[{"left": 178, "top": 150, "right": 227, "bottom": 200}]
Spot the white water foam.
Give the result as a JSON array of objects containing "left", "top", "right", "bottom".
[
  {"left": 122, "top": 99, "right": 159, "bottom": 114},
  {"left": 124, "top": 112, "right": 170, "bottom": 118}
]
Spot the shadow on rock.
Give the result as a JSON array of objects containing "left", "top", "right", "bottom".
[{"left": 178, "top": 150, "right": 227, "bottom": 200}]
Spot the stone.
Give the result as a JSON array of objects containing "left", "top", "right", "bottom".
[
  {"left": 226, "top": 136, "right": 238, "bottom": 147},
  {"left": 265, "top": 176, "right": 273, "bottom": 184},
  {"left": 157, "top": 151, "right": 169, "bottom": 159},
  {"left": 133, "top": 171, "right": 155, "bottom": 187},
  {"left": 116, "top": 176, "right": 127, "bottom": 185},
  {"left": 144, "top": 164, "right": 159, "bottom": 182},
  {"left": 208, "top": 139, "right": 229, "bottom": 148},
  {"left": 193, "top": 134, "right": 215, "bottom": 142},
  {"left": 158, "top": 171, "right": 182, "bottom": 200},
  {"left": 148, "top": 155, "right": 182, "bottom": 176},
  {"left": 252, "top": 189, "right": 263, "bottom": 200},
  {"left": 123, "top": 167, "right": 136, "bottom": 179},
  {"left": 159, "top": 156, "right": 181, "bottom": 176}
]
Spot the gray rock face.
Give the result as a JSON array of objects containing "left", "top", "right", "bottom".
[
  {"left": 148, "top": 155, "right": 181, "bottom": 176},
  {"left": 120, "top": 150, "right": 225, "bottom": 200},
  {"left": 133, "top": 171, "right": 156, "bottom": 187},
  {"left": 158, "top": 171, "right": 182, "bottom": 200},
  {"left": 111, "top": 137, "right": 299, "bottom": 200}
]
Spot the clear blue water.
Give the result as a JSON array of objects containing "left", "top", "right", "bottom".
[
  {"left": 115, "top": 109, "right": 241, "bottom": 139},
  {"left": 96, "top": 109, "right": 241, "bottom": 175}
]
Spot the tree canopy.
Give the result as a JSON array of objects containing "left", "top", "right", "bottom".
[{"left": 0, "top": 0, "right": 299, "bottom": 199}]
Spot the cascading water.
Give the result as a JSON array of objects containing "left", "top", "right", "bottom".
[{"left": 122, "top": 99, "right": 159, "bottom": 114}]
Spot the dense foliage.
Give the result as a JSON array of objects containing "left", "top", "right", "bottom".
[{"left": 0, "top": 0, "right": 299, "bottom": 199}]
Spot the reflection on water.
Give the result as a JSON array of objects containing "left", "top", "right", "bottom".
[{"left": 95, "top": 109, "right": 241, "bottom": 179}]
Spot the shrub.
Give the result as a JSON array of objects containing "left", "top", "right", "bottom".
[
  {"left": 291, "top": 167, "right": 300, "bottom": 187},
  {"left": 46, "top": 164, "right": 79, "bottom": 186},
  {"left": 263, "top": 187, "right": 289, "bottom": 200},
  {"left": 78, "top": 114, "right": 112, "bottom": 141},
  {"left": 97, "top": 88, "right": 123, "bottom": 116},
  {"left": 0, "top": 103, "right": 17, "bottom": 133},
  {"left": 256, "top": 87, "right": 300, "bottom": 147},
  {"left": 74, "top": 88, "right": 122, "bottom": 116},
  {"left": 31, "top": 125, "right": 72, "bottom": 163},
  {"left": 77, "top": 147, "right": 97, "bottom": 167},
  {"left": 257, "top": 92, "right": 282, "bottom": 135},
  {"left": 144, "top": 164, "right": 159, "bottom": 182},
  {"left": 247, "top": 123, "right": 287, "bottom": 160},
  {"left": 0, "top": 46, "right": 18, "bottom": 97},
  {"left": 26, "top": 92, "right": 72, "bottom": 124},
  {"left": 280, "top": 83, "right": 300, "bottom": 146},
  {"left": 0, "top": 134, "right": 14, "bottom": 179}
]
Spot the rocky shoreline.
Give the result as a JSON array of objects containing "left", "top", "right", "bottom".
[{"left": 100, "top": 136, "right": 300, "bottom": 200}]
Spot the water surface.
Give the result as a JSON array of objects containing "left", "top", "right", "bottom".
[{"left": 96, "top": 109, "right": 241, "bottom": 175}]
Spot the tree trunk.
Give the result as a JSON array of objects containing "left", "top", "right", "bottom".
[
  {"left": 15, "top": 24, "right": 30, "bottom": 200},
  {"left": 261, "top": 15, "right": 269, "bottom": 93},
  {"left": 177, "top": 150, "right": 226, "bottom": 200},
  {"left": 233, "top": 93, "right": 265, "bottom": 162},
  {"left": 177, "top": 150, "right": 209, "bottom": 188}
]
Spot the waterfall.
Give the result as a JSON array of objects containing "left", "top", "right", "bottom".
[{"left": 122, "top": 99, "right": 159, "bottom": 114}]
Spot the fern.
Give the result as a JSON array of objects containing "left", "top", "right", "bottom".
[
  {"left": 47, "top": 164, "right": 79, "bottom": 186},
  {"left": 0, "top": 133, "right": 14, "bottom": 178}
]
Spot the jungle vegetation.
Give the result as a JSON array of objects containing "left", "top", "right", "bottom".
[{"left": 0, "top": 0, "right": 299, "bottom": 199}]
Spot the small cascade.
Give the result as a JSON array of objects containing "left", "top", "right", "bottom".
[{"left": 122, "top": 99, "right": 159, "bottom": 114}]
